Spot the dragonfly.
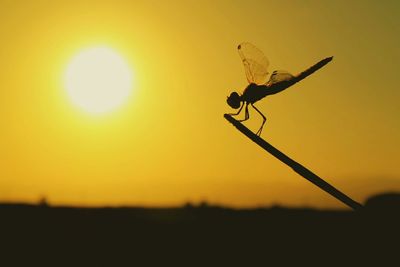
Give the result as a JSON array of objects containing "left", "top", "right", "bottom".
[{"left": 227, "top": 42, "right": 333, "bottom": 136}]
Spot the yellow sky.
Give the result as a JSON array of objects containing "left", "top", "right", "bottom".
[{"left": 0, "top": 0, "right": 399, "bottom": 208}]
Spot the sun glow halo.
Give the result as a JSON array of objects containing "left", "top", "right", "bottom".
[{"left": 65, "top": 47, "right": 132, "bottom": 114}]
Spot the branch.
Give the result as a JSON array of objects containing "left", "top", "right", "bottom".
[{"left": 224, "top": 113, "right": 363, "bottom": 210}]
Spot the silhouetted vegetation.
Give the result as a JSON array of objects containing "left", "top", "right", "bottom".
[{"left": 1, "top": 193, "right": 398, "bottom": 266}]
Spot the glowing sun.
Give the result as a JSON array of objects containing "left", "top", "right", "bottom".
[{"left": 65, "top": 47, "right": 132, "bottom": 114}]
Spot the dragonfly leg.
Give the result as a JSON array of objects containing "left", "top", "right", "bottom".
[
  {"left": 251, "top": 103, "right": 267, "bottom": 136},
  {"left": 228, "top": 102, "right": 244, "bottom": 116},
  {"left": 238, "top": 103, "right": 250, "bottom": 122}
]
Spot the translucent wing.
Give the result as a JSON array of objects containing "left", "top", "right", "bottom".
[
  {"left": 238, "top": 42, "right": 269, "bottom": 85},
  {"left": 267, "top": 70, "right": 294, "bottom": 85}
]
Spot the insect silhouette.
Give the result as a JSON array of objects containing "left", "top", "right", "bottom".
[{"left": 227, "top": 42, "right": 333, "bottom": 136}]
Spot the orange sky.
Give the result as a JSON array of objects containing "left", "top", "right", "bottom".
[{"left": 0, "top": 0, "right": 399, "bottom": 209}]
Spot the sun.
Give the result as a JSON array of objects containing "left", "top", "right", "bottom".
[{"left": 65, "top": 47, "right": 133, "bottom": 114}]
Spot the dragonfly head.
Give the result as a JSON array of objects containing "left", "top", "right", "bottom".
[{"left": 227, "top": 92, "right": 241, "bottom": 109}]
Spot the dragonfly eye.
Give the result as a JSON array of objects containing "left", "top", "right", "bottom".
[{"left": 227, "top": 92, "right": 241, "bottom": 109}]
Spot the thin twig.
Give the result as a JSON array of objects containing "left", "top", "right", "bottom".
[{"left": 224, "top": 113, "right": 363, "bottom": 210}]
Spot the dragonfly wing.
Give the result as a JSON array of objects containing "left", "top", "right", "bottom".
[
  {"left": 238, "top": 42, "right": 269, "bottom": 85},
  {"left": 267, "top": 70, "right": 294, "bottom": 85}
]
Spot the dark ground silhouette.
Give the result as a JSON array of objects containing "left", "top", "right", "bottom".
[{"left": 1, "top": 193, "right": 399, "bottom": 266}]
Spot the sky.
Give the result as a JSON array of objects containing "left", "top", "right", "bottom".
[{"left": 0, "top": 0, "right": 399, "bottom": 209}]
